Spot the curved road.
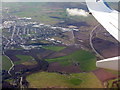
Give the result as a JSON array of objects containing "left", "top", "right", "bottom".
[
  {"left": 3, "top": 52, "right": 14, "bottom": 75},
  {"left": 89, "top": 24, "right": 104, "bottom": 59}
]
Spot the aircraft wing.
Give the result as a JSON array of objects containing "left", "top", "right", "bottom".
[
  {"left": 86, "top": 0, "right": 120, "bottom": 71},
  {"left": 86, "top": 0, "right": 119, "bottom": 42},
  {"left": 96, "top": 56, "right": 120, "bottom": 71}
]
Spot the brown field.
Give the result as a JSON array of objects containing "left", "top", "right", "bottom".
[
  {"left": 47, "top": 62, "right": 81, "bottom": 73},
  {"left": 93, "top": 68, "right": 117, "bottom": 82},
  {"left": 92, "top": 38, "right": 120, "bottom": 58},
  {"left": 46, "top": 46, "right": 79, "bottom": 59}
]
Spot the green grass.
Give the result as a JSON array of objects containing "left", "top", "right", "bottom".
[
  {"left": 68, "top": 78, "right": 82, "bottom": 85},
  {"left": 15, "top": 55, "right": 34, "bottom": 65},
  {"left": 42, "top": 45, "right": 66, "bottom": 52},
  {"left": 5, "top": 79, "right": 14, "bottom": 84},
  {"left": 21, "top": 35, "right": 28, "bottom": 37},
  {"left": 2, "top": 55, "right": 12, "bottom": 71},
  {"left": 12, "top": 47, "right": 23, "bottom": 50},
  {"left": 46, "top": 50, "right": 97, "bottom": 71},
  {"left": 26, "top": 72, "right": 103, "bottom": 88}
]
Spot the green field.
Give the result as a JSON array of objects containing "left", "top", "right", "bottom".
[
  {"left": 46, "top": 50, "right": 97, "bottom": 72},
  {"left": 12, "top": 47, "right": 23, "bottom": 50},
  {"left": 3, "top": 2, "right": 96, "bottom": 25},
  {"left": 15, "top": 55, "right": 34, "bottom": 65},
  {"left": 2, "top": 55, "right": 12, "bottom": 71},
  {"left": 3, "top": 3, "right": 64, "bottom": 24},
  {"left": 26, "top": 72, "right": 103, "bottom": 88},
  {"left": 42, "top": 46, "right": 66, "bottom": 52}
]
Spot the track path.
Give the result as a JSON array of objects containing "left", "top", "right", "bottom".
[{"left": 89, "top": 24, "right": 104, "bottom": 59}]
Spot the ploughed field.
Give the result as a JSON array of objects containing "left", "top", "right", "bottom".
[
  {"left": 46, "top": 50, "right": 97, "bottom": 72},
  {"left": 92, "top": 38, "right": 120, "bottom": 58},
  {"left": 25, "top": 48, "right": 102, "bottom": 88},
  {"left": 3, "top": 45, "right": 97, "bottom": 72},
  {"left": 2, "top": 45, "right": 67, "bottom": 74}
]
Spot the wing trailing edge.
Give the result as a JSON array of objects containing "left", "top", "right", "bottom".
[{"left": 96, "top": 56, "right": 120, "bottom": 71}]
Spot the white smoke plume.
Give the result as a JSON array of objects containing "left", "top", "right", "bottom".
[{"left": 66, "top": 8, "right": 89, "bottom": 17}]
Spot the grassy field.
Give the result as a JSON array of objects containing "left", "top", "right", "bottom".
[
  {"left": 46, "top": 50, "right": 97, "bottom": 71},
  {"left": 26, "top": 72, "right": 103, "bottom": 88},
  {"left": 12, "top": 47, "right": 23, "bottom": 50},
  {"left": 42, "top": 45, "right": 66, "bottom": 52},
  {"left": 21, "top": 60, "right": 37, "bottom": 66},
  {"left": 2, "top": 55, "right": 12, "bottom": 71},
  {"left": 15, "top": 55, "right": 34, "bottom": 65},
  {"left": 3, "top": 3, "right": 64, "bottom": 24},
  {"left": 3, "top": 2, "right": 96, "bottom": 25}
]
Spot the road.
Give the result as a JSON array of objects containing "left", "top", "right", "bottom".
[
  {"left": 89, "top": 24, "right": 104, "bottom": 59},
  {"left": 3, "top": 52, "right": 14, "bottom": 75},
  {"left": 11, "top": 25, "right": 16, "bottom": 41}
]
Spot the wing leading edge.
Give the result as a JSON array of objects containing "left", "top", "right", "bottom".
[{"left": 86, "top": 0, "right": 119, "bottom": 42}]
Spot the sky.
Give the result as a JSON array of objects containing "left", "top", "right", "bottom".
[{"left": 2, "top": 0, "right": 119, "bottom": 2}]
